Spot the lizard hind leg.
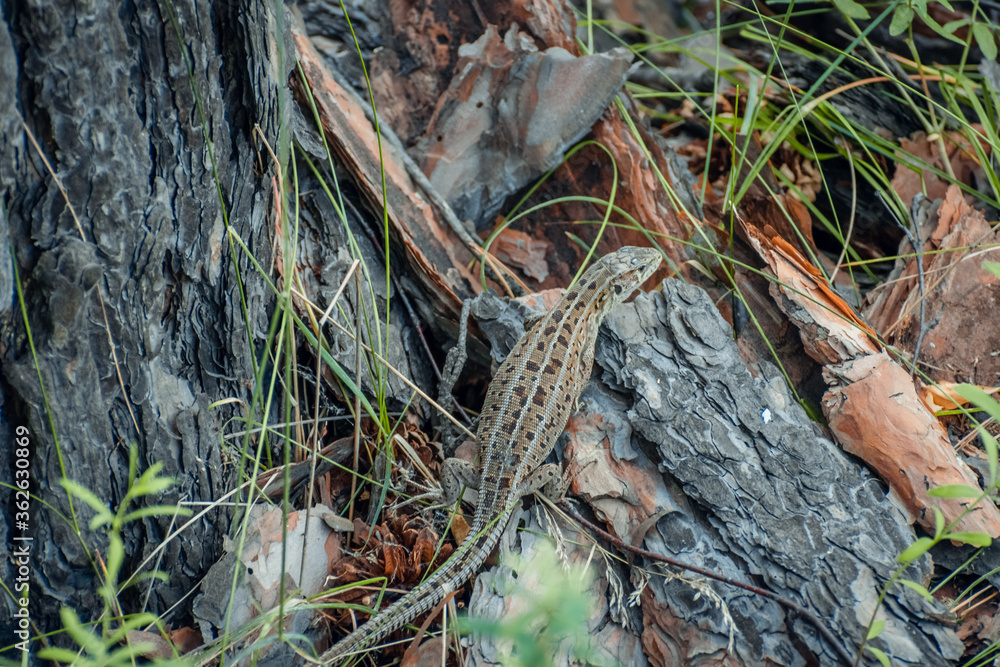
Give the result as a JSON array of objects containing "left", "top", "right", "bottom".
[
  {"left": 428, "top": 456, "right": 479, "bottom": 510},
  {"left": 519, "top": 463, "right": 569, "bottom": 503},
  {"left": 396, "top": 456, "right": 479, "bottom": 511}
]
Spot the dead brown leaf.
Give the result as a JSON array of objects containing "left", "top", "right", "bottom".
[
  {"left": 892, "top": 131, "right": 989, "bottom": 209},
  {"left": 919, "top": 381, "right": 1000, "bottom": 413},
  {"left": 493, "top": 228, "right": 553, "bottom": 282}
]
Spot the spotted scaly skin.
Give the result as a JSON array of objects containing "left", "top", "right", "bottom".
[{"left": 320, "top": 246, "right": 662, "bottom": 664}]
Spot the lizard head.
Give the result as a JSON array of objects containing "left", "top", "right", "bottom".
[{"left": 595, "top": 246, "right": 662, "bottom": 307}]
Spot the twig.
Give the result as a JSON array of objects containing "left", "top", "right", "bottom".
[
  {"left": 880, "top": 192, "right": 928, "bottom": 378},
  {"left": 559, "top": 501, "right": 855, "bottom": 666},
  {"left": 829, "top": 138, "right": 857, "bottom": 286}
]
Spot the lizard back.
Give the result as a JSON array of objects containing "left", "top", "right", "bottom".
[{"left": 474, "top": 246, "right": 662, "bottom": 516}]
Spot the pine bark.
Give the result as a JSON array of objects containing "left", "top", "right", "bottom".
[{"left": 0, "top": 0, "right": 283, "bottom": 642}]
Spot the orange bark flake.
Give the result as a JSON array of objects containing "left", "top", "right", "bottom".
[
  {"left": 742, "top": 221, "right": 880, "bottom": 365},
  {"left": 823, "top": 353, "right": 1000, "bottom": 536}
]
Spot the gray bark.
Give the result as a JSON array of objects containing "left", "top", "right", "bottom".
[
  {"left": 591, "top": 280, "right": 961, "bottom": 665},
  {"left": 0, "top": 0, "right": 282, "bottom": 647},
  {"left": 466, "top": 280, "right": 963, "bottom": 665}
]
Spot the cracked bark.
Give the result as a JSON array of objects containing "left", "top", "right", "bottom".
[
  {"left": 467, "top": 281, "right": 963, "bottom": 666},
  {"left": 0, "top": 0, "right": 282, "bottom": 644}
]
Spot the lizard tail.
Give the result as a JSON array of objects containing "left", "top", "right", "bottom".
[{"left": 319, "top": 509, "right": 511, "bottom": 664}]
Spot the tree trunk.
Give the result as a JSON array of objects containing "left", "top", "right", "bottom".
[{"left": 0, "top": 0, "right": 282, "bottom": 644}]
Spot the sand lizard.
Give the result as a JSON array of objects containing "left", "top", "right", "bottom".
[{"left": 320, "top": 246, "right": 661, "bottom": 664}]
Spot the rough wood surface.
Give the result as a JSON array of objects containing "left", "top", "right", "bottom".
[
  {"left": 0, "top": 0, "right": 280, "bottom": 640},
  {"left": 466, "top": 280, "right": 963, "bottom": 665},
  {"left": 413, "top": 25, "right": 633, "bottom": 228}
]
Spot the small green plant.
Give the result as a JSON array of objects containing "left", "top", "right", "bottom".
[
  {"left": 460, "top": 542, "right": 606, "bottom": 667},
  {"left": 859, "top": 382, "right": 999, "bottom": 667},
  {"left": 34, "top": 607, "right": 161, "bottom": 667},
  {"left": 888, "top": 0, "right": 998, "bottom": 60},
  {"left": 38, "top": 444, "right": 192, "bottom": 665}
]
